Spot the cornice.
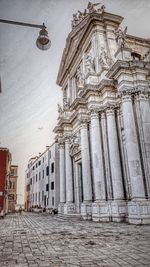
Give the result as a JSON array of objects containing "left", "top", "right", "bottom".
[{"left": 106, "top": 60, "right": 150, "bottom": 79}]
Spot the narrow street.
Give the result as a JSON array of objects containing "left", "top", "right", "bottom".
[{"left": 0, "top": 213, "right": 150, "bottom": 267}]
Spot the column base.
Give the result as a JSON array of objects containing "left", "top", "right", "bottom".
[
  {"left": 81, "top": 202, "right": 92, "bottom": 220},
  {"left": 58, "top": 203, "right": 65, "bottom": 214},
  {"left": 92, "top": 201, "right": 110, "bottom": 222},
  {"left": 110, "top": 200, "right": 127, "bottom": 223},
  {"left": 128, "top": 199, "right": 150, "bottom": 224},
  {"left": 64, "top": 202, "right": 75, "bottom": 215}
]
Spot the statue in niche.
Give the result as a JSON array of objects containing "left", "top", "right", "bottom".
[
  {"left": 76, "top": 65, "right": 85, "bottom": 88},
  {"left": 85, "top": 53, "right": 95, "bottom": 73},
  {"left": 87, "top": 2, "right": 101, "bottom": 13},
  {"left": 99, "top": 47, "right": 111, "bottom": 68},
  {"left": 63, "top": 97, "right": 70, "bottom": 110},
  {"left": 115, "top": 26, "right": 128, "bottom": 48},
  {"left": 57, "top": 103, "right": 63, "bottom": 118}
]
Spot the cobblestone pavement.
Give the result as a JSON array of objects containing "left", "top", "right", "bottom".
[{"left": 0, "top": 213, "right": 150, "bottom": 267}]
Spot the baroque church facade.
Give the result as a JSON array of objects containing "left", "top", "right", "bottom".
[{"left": 54, "top": 3, "right": 150, "bottom": 224}]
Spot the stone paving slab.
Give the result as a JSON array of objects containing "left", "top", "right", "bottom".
[{"left": 0, "top": 213, "right": 150, "bottom": 267}]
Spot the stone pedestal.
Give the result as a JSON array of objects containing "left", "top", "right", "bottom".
[
  {"left": 92, "top": 201, "right": 110, "bottom": 222},
  {"left": 110, "top": 200, "right": 127, "bottom": 223},
  {"left": 128, "top": 200, "right": 150, "bottom": 224},
  {"left": 81, "top": 202, "right": 92, "bottom": 220},
  {"left": 64, "top": 202, "right": 75, "bottom": 215},
  {"left": 58, "top": 203, "right": 65, "bottom": 214}
]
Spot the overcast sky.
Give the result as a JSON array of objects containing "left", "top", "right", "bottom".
[{"left": 0, "top": 0, "right": 150, "bottom": 204}]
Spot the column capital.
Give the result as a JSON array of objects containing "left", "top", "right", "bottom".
[
  {"left": 100, "top": 111, "right": 106, "bottom": 120},
  {"left": 106, "top": 107, "right": 115, "bottom": 116},
  {"left": 135, "top": 91, "right": 149, "bottom": 101},
  {"left": 58, "top": 138, "right": 65, "bottom": 149},
  {"left": 90, "top": 108, "right": 99, "bottom": 119},
  {"left": 79, "top": 115, "right": 89, "bottom": 129}
]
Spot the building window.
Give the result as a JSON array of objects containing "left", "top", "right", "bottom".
[
  {"left": 51, "top": 162, "right": 54, "bottom": 173},
  {"left": 36, "top": 174, "right": 37, "bottom": 182},
  {"left": 38, "top": 161, "right": 41, "bottom": 166},
  {"left": 49, "top": 150, "right": 51, "bottom": 159},
  {"left": 43, "top": 170, "right": 44, "bottom": 179},
  {"left": 32, "top": 166, "right": 35, "bottom": 170},
  {"left": 52, "top": 197, "right": 54, "bottom": 206},
  {"left": 51, "top": 181, "right": 54, "bottom": 190},
  {"left": 46, "top": 184, "right": 49, "bottom": 191},
  {"left": 30, "top": 179, "right": 32, "bottom": 185},
  {"left": 36, "top": 163, "right": 38, "bottom": 168},
  {"left": 39, "top": 192, "right": 40, "bottom": 202},
  {"left": 33, "top": 194, "right": 34, "bottom": 202},
  {"left": 35, "top": 193, "right": 37, "bottom": 202},
  {"left": 46, "top": 166, "right": 49, "bottom": 176},
  {"left": 39, "top": 172, "right": 41, "bottom": 180},
  {"left": 43, "top": 157, "right": 44, "bottom": 163}
]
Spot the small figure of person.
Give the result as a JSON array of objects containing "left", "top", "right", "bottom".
[{"left": 19, "top": 206, "right": 22, "bottom": 215}]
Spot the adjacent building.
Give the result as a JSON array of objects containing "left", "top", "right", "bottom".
[
  {"left": 54, "top": 3, "right": 150, "bottom": 224},
  {"left": 8, "top": 165, "right": 18, "bottom": 212},
  {"left": 0, "top": 148, "right": 12, "bottom": 213},
  {"left": 25, "top": 142, "right": 59, "bottom": 210}
]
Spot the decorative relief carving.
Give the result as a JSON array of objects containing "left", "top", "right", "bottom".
[
  {"left": 71, "top": 2, "right": 105, "bottom": 30},
  {"left": 98, "top": 47, "right": 112, "bottom": 69},
  {"left": 90, "top": 108, "right": 99, "bottom": 119},
  {"left": 142, "top": 49, "right": 150, "bottom": 63},
  {"left": 76, "top": 65, "right": 85, "bottom": 88},
  {"left": 69, "top": 133, "right": 81, "bottom": 156},
  {"left": 85, "top": 52, "right": 96, "bottom": 74},
  {"left": 57, "top": 103, "right": 63, "bottom": 118},
  {"left": 115, "top": 26, "right": 128, "bottom": 49},
  {"left": 63, "top": 97, "right": 70, "bottom": 110}
]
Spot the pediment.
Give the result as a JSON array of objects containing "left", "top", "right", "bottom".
[{"left": 57, "top": 11, "right": 123, "bottom": 86}]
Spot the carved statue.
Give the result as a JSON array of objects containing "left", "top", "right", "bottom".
[
  {"left": 76, "top": 65, "right": 85, "bottom": 87},
  {"left": 57, "top": 103, "right": 63, "bottom": 117},
  {"left": 97, "top": 4, "right": 105, "bottom": 13},
  {"left": 71, "top": 13, "right": 79, "bottom": 28},
  {"left": 63, "top": 97, "right": 70, "bottom": 110},
  {"left": 71, "top": 2, "right": 105, "bottom": 29},
  {"left": 85, "top": 53, "right": 95, "bottom": 73},
  {"left": 99, "top": 47, "right": 110, "bottom": 68},
  {"left": 115, "top": 26, "right": 128, "bottom": 48},
  {"left": 87, "top": 2, "right": 101, "bottom": 13}
]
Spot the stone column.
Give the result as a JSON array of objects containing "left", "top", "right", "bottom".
[
  {"left": 106, "top": 108, "right": 126, "bottom": 222},
  {"left": 121, "top": 94, "right": 145, "bottom": 199},
  {"left": 58, "top": 142, "right": 66, "bottom": 213},
  {"left": 80, "top": 120, "right": 92, "bottom": 219},
  {"left": 106, "top": 108, "right": 124, "bottom": 200},
  {"left": 90, "top": 110, "right": 106, "bottom": 201},
  {"left": 134, "top": 92, "right": 150, "bottom": 198},
  {"left": 121, "top": 93, "right": 149, "bottom": 224},
  {"left": 90, "top": 110, "right": 110, "bottom": 222},
  {"left": 101, "top": 112, "right": 112, "bottom": 200},
  {"left": 65, "top": 137, "right": 73, "bottom": 203}
]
